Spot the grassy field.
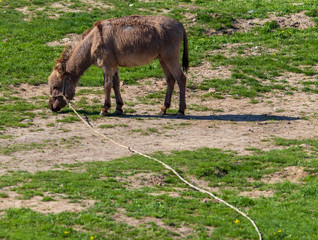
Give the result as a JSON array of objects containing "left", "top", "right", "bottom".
[
  {"left": 0, "top": 0, "right": 318, "bottom": 239},
  {"left": 0, "top": 144, "right": 317, "bottom": 239}
]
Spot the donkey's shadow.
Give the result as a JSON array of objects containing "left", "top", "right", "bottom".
[
  {"left": 118, "top": 113, "right": 300, "bottom": 122},
  {"left": 61, "top": 109, "right": 299, "bottom": 122}
]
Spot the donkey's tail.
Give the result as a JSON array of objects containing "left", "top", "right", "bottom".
[{"left": 182, "top": 29, "right": 189, "bottom": 73}]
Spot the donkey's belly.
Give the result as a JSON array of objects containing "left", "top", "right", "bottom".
[{"left": 117, "top": 52, "right": 158, "bottom": 68}]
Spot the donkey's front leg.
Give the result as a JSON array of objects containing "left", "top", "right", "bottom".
[
  {"left": 112, "top": 71, "right": 124, "bottom": 115},
  {"left": 100, "top": 71, "right": 113, "bottom": 116}
]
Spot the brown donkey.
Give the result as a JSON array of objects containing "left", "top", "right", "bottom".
[{"left": 49, "top": 15, "right": 189, "bottom": 116}]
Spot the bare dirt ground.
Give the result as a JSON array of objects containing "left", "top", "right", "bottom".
[
  {"left": 1, "top": 63, "right": 317, "bottom": 175},
  {"left": 0, "top": 188, "right": 95, "bottom": 214}
]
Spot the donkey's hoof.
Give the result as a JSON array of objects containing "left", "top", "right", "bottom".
[
  {"left": 115, "top": 109, "right": 123, "bottom": 115},
  {"left": 159, "top": 106, "right": 166, "bottom": 115},
  {"left": 176, "top": 112, "right": 185, "bottom": 118},
  {"left": 100, "top": 108, "right": 108, "bottom": 116},
  {"left": 159, "top": 110, "right": 166, "bottom": 115}
]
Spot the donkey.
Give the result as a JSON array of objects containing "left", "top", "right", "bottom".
[{"left": 49, "top": 15, "right": 189, "bottom": 116}]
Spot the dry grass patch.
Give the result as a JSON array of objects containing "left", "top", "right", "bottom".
[
  {"left": 209, "top": 43, "right": 278, "bottom": 58},
  {"left": 205, "top": 11, "right": 316, "bottom": 35},
  {"left": 16, "top": 0, "right": 113, "bottom": 21},
  {"left": 112, "top": 208, "right": 194, "bottom": 238},
  {"left": 116, "top": 172, "right": 166, "bottom": 189},
  {"left": 262, "top": 166, "right": 308, "bottom": 184},
  {"left": 234, "top": 11, "right": 316, "bottom": 33},
  {"left": 0, "top": 190, "right": 95, "bottom": 214},
  {"left": 274, "top": 71, "right": 317, "bottom": 89},
  {"left": 264, "top": 11, "right": 316, "bottom": 29},
  {"left": 15, "top": 6, "right": 45, "bottom": 21},
  {"left": 188, "top": 175, "right": 231, "bottom": 194},
  {"left": 79, "top": 0, "right": 113, "bottom": 11},
  {"left": 47, "top": 33, "right": 81, "bottom": 47},
  {"left": 189, "top": 61, "right": 233, "bottom": 83},
  {"left": 11, "top": 83, "right": 49, "bottom": 98},
  {"left": 147, "top": 191, "right": 181, "bottom": 198},
  {"left": 239, "top": 189, "right": 275, "bottom": 198}
]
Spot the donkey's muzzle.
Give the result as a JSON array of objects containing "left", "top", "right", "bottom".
[{"left": 49, "top": 96, "right": 67, "bottom": 112}]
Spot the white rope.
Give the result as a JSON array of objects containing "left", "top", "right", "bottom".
[{"left": 68, "top": 102, "right": 262, "bottom": 240}]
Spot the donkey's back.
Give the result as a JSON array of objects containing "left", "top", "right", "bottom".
[{"left": 97, "top": 15, "right": 188, "bottom": 71}]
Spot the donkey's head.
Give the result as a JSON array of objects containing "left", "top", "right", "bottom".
[
  {"left": 48, "top": 68, "right": 67, "bottom": 112},
  {"left": 48, "top": 61, "right": 75, "bottom": 112}
]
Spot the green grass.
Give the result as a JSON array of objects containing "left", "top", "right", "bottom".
[
  {"left": 0, "top": 142, "right": 317, "bottom": 239},
  {"left": 0, "top": 1, "right": 318, "bottom": 239}
]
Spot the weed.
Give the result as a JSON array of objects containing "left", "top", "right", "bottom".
[
  {"left": 98, "top": 124, "right": 115, "bottom": 129},
  {"left": 188, "top": 104, "right": 211, "bottom": 112},
  {"left": 124, "top": 108, "right": 137, "bottom": 114},
  {"left": 56, "top": 116, "right": 79, "bottom": 123},
  {"left": 41, "top": 196, "right": 55, "bottom": 202},
  {"left": 58, "top": 128, "right": 71, "bottom": 133},
  {"left": 0, "top": 142, "right": 51, "bottom": 155},
  {"left": 179, "top": 122, "right": 192, "bottom": 126},
  {"left": 0, "top": 135, "right": 15, "bottom": 140},
  {"left": 0, "top": 193, "right": 8, "bottom": 198},
  {"left": 147, "top": 127, "right": 159, "bottom": 133}
]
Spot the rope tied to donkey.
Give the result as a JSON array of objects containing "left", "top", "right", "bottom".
[{"left": 67, "top": 102, "right": 262, "bottom": 240}]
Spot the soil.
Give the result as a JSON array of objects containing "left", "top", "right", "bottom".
[
  {"left": 198, "top": 11, "right": 316, "bottom": 35},
  {"left": 1, "top": 64, "right": 318, "bottom": 174},
  {"left": 262, "top": 166, "right": 309, "bottom": 184},
  {"left": 0, "top": 189, "right": 95, "bottom": 214},
  {"left": 233, "top": 11, "right": 316, "bottom": 33},
  {"left": 112, "top": 208, "right": 194, "bottom": 238},
  {"left": 16, "top": 1, "right": 113, "bottom": 20},
  {"left": 116, "top": 172, "right": 167, "bottom": 189}
]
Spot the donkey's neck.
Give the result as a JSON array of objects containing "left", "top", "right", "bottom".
[{"left": 65, "top": 35, "right": 94, "bottom": 83}]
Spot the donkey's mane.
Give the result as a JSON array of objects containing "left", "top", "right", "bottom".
[{"left": 54, "top": 27, "right": 93, "bottom": 75}]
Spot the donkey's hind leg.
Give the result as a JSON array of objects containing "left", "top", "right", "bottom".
[
  {"left": 162, "top": 60, "right": 186, "bottom": 116},
  {"left": 112, "top": 70, "right": 124, "bottom": 115},
  {"left": 159, "top": 58, "right": 176, "bottom": 115},
  {"left": 100, "top": 70, "right": 113, "bottom": 116},
  {"left": 174, "top": 69, "right": 186, "bottom": 116}
]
